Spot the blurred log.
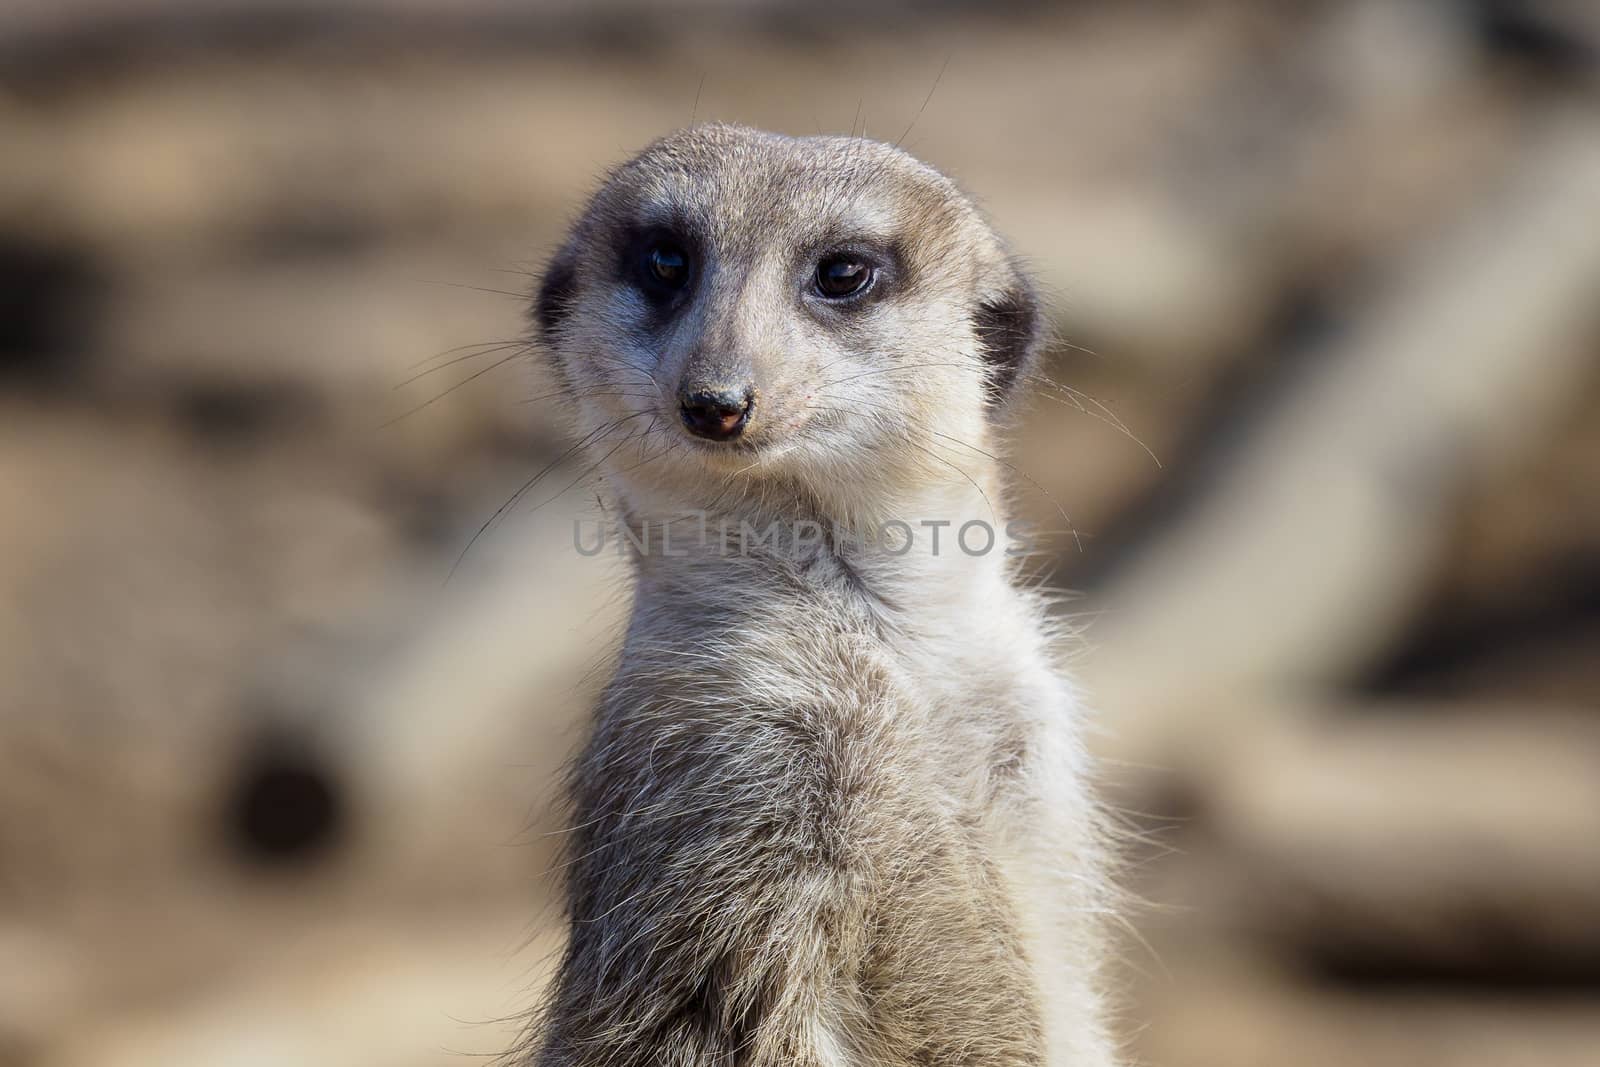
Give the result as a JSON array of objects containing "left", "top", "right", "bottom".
[
  {"left": 1362, "top": 366, "right": 1600, "bottom": 704},
  {"left": 1083, "top": 112, "right": 1600, "bottom": 778},
  {"left": 1169, "top": 705, "right": 1600, "bottom": 983},
  {"left": 1133, "top": 939, "right": 1600, "bottom": 1067}
]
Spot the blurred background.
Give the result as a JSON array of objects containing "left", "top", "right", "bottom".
[{"left": 2, "top": 1, "right": 1599, "bottom": 1064}]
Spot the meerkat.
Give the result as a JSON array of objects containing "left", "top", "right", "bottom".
[{"left": 521, "top": 123, "right": 1118, "bottom": 1067}]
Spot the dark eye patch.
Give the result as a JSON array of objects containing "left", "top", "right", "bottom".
[{"left": 618, "top": 222, "right": 702, "bottom": 315}]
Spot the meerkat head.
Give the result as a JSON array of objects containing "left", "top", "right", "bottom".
[{"left": 534, "top": 123, "right": 1041, "bottom": 517}]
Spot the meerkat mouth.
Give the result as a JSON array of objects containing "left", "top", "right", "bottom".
[
  {"left": 678, "top": 431, "right": 774, "bottom": 460},
  {"left": 676, "top": 406, "right": 822, "bottom": 463}
]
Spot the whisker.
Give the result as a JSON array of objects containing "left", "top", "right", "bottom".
[
  {"left": 393, "top": 342, "right": 532, "bottom": 389},
  {"left": 593, "top": 355, "right": 666, "bottom": 394},
  {"left": 813, "top": 359, "right": 1160, "bottom": 467},
  {"left": 689, "top": 72, "right": 707, "bottom": 126},
  {"left": 446, "top": 411, "right": 651, "bottom": 581},
  {"left": 608, "top": 425, "right": 681, "bottom": 481},
  {"left": 807, "top": 385, "right": 1084, "bottom": 548},
  {"left": 405, "top": 336, "right": 528, "bottom": 371},
  {"left": 411, "top": 277, "right": 532, "bottom": 300},
  {"left": 894, "top": 53, "right": 951, "bottom": 149},
  {"left": 519, "top": 420, "right": 658, "bottom": 519},
  {"left": 925, "top": 428, "right": 1083, "bottom": 552},
  {"left": 807, "top": 401, "right": 998, "bottom": 528},
  {"left": 812, "top": 359, "right": 976, "bottom": 393},
  {"left": 517, "top": 390, "right": 660, "bottom": 406},
  {"left": 381, "top": 350, "right": 529, "bottom": 427}
]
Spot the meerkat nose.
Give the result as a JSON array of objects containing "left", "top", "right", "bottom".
[{"left": 679, "top": 386, "right": 754, "bottom": 441}]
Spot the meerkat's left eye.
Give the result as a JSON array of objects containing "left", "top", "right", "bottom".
[
  {"left": 642, "top": 241, "right": 691, "bottom": 292},
  {"left": 815, "top": 255, "right": 874, "bottom": 299}
]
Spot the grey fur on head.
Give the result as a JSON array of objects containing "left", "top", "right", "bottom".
[{"left": 520, "top": 124, "right": 1117, "bottom": 1067}]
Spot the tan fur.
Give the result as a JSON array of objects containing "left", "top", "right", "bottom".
[{"left": 520, "top": 124, "right": 1118, "bottom": 1066}]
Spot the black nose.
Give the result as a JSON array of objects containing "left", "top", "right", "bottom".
[{"left": 679, "top": 386, "right": 753, "bottom": 441}]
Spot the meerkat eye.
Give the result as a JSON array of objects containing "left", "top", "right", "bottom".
[
  {"left": 643, "top": 242, "right": 690, "bottom": 292},
  {"left": 815, "top": 255, "right": 874, "bottom": 299}
]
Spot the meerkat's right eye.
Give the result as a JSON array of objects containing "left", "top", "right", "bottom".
[
  {"left": 815, "top": 254, "right": 875, "bottom": 300},
  {"left": 642, "top": 242, "right": 690, "bottom": 292}
]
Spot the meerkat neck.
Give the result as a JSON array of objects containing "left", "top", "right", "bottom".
[{"left": 611, "top": 458, "right": 1018, "bottom": 619}]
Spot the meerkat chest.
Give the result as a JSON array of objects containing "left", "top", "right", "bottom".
[{"left": 878, "top": 575, "right": 1062, "bottom": 712}]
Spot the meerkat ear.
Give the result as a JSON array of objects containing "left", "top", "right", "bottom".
[
  {"left": 534, "top": 241, "right": 580, "bottom": 343},
  {"left": 973, "top": 267, "right": 1043, "bottom": 411}
]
